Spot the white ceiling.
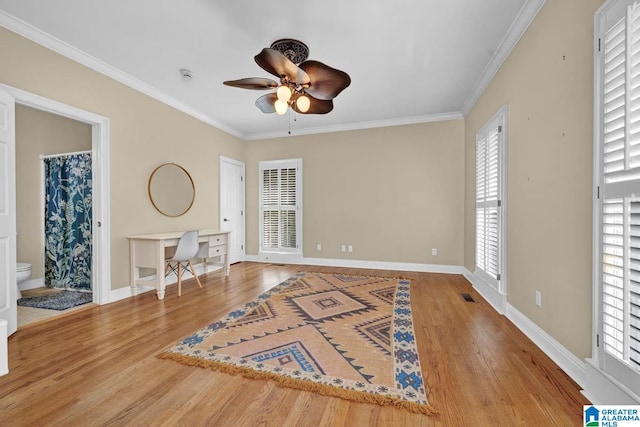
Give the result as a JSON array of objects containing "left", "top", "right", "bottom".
[{"left": 0, "top": 0, "right": 541, "bottom": 140}]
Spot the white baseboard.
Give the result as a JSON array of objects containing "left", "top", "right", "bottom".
[
  {"left": 464, "top": 271, "right": 507, "bottom": 314},
  {"left": 256, "top": 253, "right": 304, "bottom": 264},
  {"left": 109, "top": 262, "right": 222, "bottom": 303},
  {"left": 459, "top": 271, "right": 640, "bottom": 404},
  {"left": 582, "top": 359, "right": 640, "bottom": 404},
  {"left": 109, "top": 283, "right": 143, "bottom": 303},
  {"left": 112, "top": 256, "right": 465, "bottom": 301},
  {"left": 464, "top": 271, "right": 591, "bottom": 393},
  {"left": 245, "top": 255, "right": 467, "bottom": 275},
  {"left": 505, "top": 303, "right": 586, "bottom": 389},
  {"left": 18, "top": 277, "right": 44, "bottom": 291},
  {"left": 467, "top": 271, "right": 640, "bottom": 404}
]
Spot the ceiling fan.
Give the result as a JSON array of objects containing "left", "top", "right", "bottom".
[{"left": 223, "top": 39, "right": 351, "bottom": 116}]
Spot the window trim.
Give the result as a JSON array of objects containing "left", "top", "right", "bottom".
[
  {"left": 258, "top": 158, "right": 303, "bottom": 262},
  {"left": 591, "top": 0, "right": 640, "bottom": 403},
  {"left": 473, "top": 105, "right": 509, "bottom": 313}
]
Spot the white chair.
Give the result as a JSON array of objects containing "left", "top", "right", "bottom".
[{"left": 165, "top": 230, "right": 202, "bottom": 297}]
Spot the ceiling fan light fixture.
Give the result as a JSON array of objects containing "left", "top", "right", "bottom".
[
  {"left": 296, "top": 95, "right": 310, "bottom": 113},
  {"left": 276, "top": 85, "right": 292, "bottom": 102},
  {"left": 274, "top": 100, "right": 288, "bottom": 115},
  {"left": 224, "top": 38, "right": 350, "bottom": 119}
]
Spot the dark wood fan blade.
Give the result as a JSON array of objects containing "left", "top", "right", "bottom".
[
  {"left": 255, "top": 48, "right": 310, "bottom": 85},
  {"left": 291, "top": 94, "right": 334, "bottom": 114},
  {"left": 299, "top": 60, "right": 351, "bottom": 101},
  {"left": 255, "top": 92, "right": 278, "bottom": 114},
  {"left": 223, "top": 77, "right": 278, "bottom": 90}
]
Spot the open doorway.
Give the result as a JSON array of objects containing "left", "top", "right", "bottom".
[
  {"left": 0, "top": 83, "right": 110, "bottom": 331},
  {"left": 15, "top": 106, "right": 93, "bottom": 327}
]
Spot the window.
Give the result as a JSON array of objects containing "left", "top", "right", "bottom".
[
  {"left": 259, "top": 159, "right": 302, "bottom": 259},
  {"left": 475, "top": 108, "right": 506, "bottom": 294},
  {"left": 595, "top": 0, "right": 640, "bottom": 398}
]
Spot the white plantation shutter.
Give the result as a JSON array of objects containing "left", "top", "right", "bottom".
[
  {"left": 597, "top": 0, "right": 640, "bottom": 396},
  {"left": 476, "top": 116, "right": 503, "bottom": 290},
  {"left": 476, "top": 134, "right": 487, "bottom": 272},
  {"left": 279, "top": 167, "right": 297, "bottom": 249},
  {"left": 259, "top": 159, "right": 302, "bottom": 255},
  {"left": 262, "top": 168, "right": 279, "bottom": 250},
  {"left": 632, "top": 200, "right": 640, "bottom": 367}
]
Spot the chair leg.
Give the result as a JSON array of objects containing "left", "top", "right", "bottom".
[
  {"left": 166, "top": 262, "right": 178, "bottom": 277},
  {"left": 188, "top": 261, "right": 202, "bottom": 288},
  {"left": 177, "top": 263, "right": 182, "bottom": 297}
]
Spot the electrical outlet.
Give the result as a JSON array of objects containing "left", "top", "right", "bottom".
[
  {"left": 348, "top": 245, "right": 353, "bottom": 252},
  {"left": 341, "top": 244, "right": 346, "bottom": 252},
  {"left": 535, "top": 290, "right": 542, "bottom": 307},
  {"left": 316, "top": 243, "right": 322, "bottom": 251},
  {"left": 432, "top": 248, "right": 437, "bottom": 256}
]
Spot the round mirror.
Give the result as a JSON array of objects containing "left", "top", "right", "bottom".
[{"left": 148, "top": 163, "right": 195, "bottom": 217}]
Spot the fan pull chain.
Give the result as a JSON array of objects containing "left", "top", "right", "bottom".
[{"left": 288, "top": 109, "right": 297, "bottom": 135}]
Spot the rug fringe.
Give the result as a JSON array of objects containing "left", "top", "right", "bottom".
[{"left": 157, "top": 352, "right": 438, "bottom": 416}]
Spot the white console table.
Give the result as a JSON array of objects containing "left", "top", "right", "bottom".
[{"left": 127, "top": 229, "right": 230, "bottom": 300}]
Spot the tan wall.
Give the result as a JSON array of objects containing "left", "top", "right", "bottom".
[
  {"left": 15, "top": 105, "right": 92, "bottom": 280},
  {"left": 5, "top": 3, "right": 602, "bottom": 369},
  {"left": 247, "top": 120, "right": 465, "bottom": 266},
  {"left": 0, "top": 27, "right": 245, "bottom": 290},
  {"left": 464, "top": 0, "right": 605, "bottom": 358}
]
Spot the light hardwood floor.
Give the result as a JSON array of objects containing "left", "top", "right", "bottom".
[{"left": 0, "top": 262, "right": 587, "bottom": 426}]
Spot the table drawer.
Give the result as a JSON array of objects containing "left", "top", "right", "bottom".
[
  {"left": 208, "top": 244, "right": 227, "bottom": 258},
  {"left": 209, "top": 234, "right": 228, "bottom": 246}
]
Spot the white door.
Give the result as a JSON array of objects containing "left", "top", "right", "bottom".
[
  {"left": 219, "top": 156, "right": 245, "bottom": 264},
  {"left": 0, "top": 89, "right": 17, "bottom": 345}
]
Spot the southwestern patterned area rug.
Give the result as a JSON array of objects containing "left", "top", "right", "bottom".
[{"left": 158, "top": 272, "right": 435, "bottom": 415}]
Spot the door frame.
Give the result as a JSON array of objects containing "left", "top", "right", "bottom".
[
  {"left": 0, "top": 88, "right": 17, "bottom": 352},
  {"left": 472, "top": 105, "right": 508, "bottom": 314},
  {"left": 0, "top": 83, "right": 111, "bottom": 306},
  {"left": 219, "top": 155, "right": 245, "bottom": 263}
]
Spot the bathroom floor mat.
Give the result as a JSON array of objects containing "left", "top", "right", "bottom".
[{"left": 18, "top": 291, "right": 93, "bottom": 311}]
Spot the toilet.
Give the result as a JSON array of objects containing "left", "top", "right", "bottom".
[{"left": 16, "top": 262, "right": 32, "bottom": 299}]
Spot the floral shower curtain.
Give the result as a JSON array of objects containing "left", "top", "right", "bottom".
[{"left": 44, "top": 152, "right": 92, "bottom": 290}]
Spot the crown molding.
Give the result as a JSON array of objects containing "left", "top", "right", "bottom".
[
  {"left": 0, "top": 10, "right": 245, "bottom": 140},
  {"left": 0, "top": 3, "right": 539, "bottom": 141},
  {"left": 460, "top": 0, "right": 547, "bottom": 116},
  {"left": 244, "top": 111, "right": 464, "bottom": 141},
  {"left": 0, "top": 9, "right": 461, "bottom": 143}
]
